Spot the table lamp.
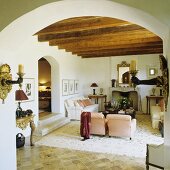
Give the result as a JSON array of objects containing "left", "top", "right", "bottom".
[
  {"left": 90, "top": 83, "right": 98, "bottom": 95},
  {"left": 15, "top": 90, "right": 28, "bottom": 117}
]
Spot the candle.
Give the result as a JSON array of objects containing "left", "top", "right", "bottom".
[
  {"left": 130, "top": 60, "right": 136, "bottom": 71},
  {"left": 18, "top": 64, "right": 24, "bottom": 74}
]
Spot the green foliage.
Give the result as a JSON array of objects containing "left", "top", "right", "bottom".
[{"left": 118, "top": 97, "right": 133, "bottom": 109}]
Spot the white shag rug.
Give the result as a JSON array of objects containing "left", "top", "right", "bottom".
[{"left": 35, "top": 114, "right": 163, "bottom": 158}]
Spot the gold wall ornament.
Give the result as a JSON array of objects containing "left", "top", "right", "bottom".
[
  {"left": 0, "top": 64, "right": 12, "bottom": 103},
  {"left": 0, "top": 64, "right": 25, "bottom": 103}
]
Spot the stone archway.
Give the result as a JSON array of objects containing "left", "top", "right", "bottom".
[{"left": 0, "top": 1, "right": 169, "bottom": 169}]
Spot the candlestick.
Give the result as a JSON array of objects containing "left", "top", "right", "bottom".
[
  {"left": 18, "top": 64, "right": 24, "bottom": 74},
  {"left": 130, "top": 60, "right": 136, "bottom": 71}
]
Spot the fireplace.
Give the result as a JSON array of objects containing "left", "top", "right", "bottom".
[{"left": 111, "top": 87, "right": 140, "bottom": 111}]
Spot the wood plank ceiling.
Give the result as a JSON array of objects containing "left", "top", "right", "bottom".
[{"left": 35, "top": 16, "right": 163, "bottom": 58}]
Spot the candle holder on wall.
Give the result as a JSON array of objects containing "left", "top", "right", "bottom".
[{"left": 0, "top": 64, "right": 25, "bottom": 103}]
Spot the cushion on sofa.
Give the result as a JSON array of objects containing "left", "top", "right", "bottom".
[
  {"left": 81, "top": 99, "right": 93, "bottom": 107},
  {"left": 65, "top": 96, "right": 99, "bottom": 120},
  {"left": 76, "top": 100, "right": 85, "bottom": 107}
]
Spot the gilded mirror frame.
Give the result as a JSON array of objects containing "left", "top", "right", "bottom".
[{"left": 117, "top": 61, "right": 130, "bottom": 85}]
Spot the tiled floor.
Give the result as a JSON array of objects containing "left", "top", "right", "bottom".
[
  {"left": 17, "top": 113, "right": 162, "bottom": 170},
  {"left": 17, "top": 145, "right": 145, "bottom": 170}
]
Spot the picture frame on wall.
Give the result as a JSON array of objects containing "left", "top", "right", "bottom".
[
  {"left": 74, "top": 80, "right": 79, "bottom": 94},
  {"left": 147, "top": 66, "right": 158, "bottom": 78},
  {"left": 69, "top": 79, "right": 74, "bottom": 95},
  {"left": 62, "top": 79, "right": 69, "bottom": 96},
  {"left": 22, "top": 78, "right": 35, "bottom": 102}
]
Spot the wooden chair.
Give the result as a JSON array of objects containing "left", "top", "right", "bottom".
[{"left": 146, "top": 143, "right": 164, "bottom": 169}]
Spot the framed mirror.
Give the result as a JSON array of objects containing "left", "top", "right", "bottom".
[{"left": 117, "top": 61, "right": 130, "bottom": 85}]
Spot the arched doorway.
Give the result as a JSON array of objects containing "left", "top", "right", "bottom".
[{"left": 38, "top": 57, "right": 51, "bottom": 118}]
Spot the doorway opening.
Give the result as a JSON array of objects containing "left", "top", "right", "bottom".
[{"left": 38, "top": 57, "right": 51, "bottom": 118}]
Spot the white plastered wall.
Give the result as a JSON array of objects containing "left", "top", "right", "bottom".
[{"left": 0, "top": 0, "right": 169, "bottom": 169}]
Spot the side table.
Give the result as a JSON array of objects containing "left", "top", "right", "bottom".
[
  {"left": 16, "top": 114, "right": 35, "bottom": 146},
  {"left": 88, "top": 94, "right": 107, "bottom": 111}
]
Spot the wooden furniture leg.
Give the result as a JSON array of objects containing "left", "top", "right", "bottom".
[{"left": 30, "top": 120, "right": 35, "bottom": 146}]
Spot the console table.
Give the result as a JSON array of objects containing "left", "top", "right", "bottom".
[
  {"left": 16, "top": 114, "right": 35, "bottom": 146},
  {"left": 146, "top": 96, "right": 164, "bottom": 114},
  {"left": 88, "top": 94, "right": 107, "bottom": 111}
]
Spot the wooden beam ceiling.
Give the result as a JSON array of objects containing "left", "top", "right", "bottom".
[{"left": 35, "top": 16, "right": 163, "bottom": 58}]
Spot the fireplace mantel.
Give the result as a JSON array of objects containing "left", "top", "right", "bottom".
[
  {"left": 110, "top": 87, "right": 137, "bottom": 92},
  {"left": 110, "top": 87, "right": 141, "bottom": 111}
]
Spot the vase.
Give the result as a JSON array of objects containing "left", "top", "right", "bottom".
[{"left": 111, "top": 79, "right": 116, "bottom": 87}]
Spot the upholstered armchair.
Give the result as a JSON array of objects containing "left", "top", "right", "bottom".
[
  {"left": 90, "top": 112, "right": 106, "bottom": 136},
  {"left": 106, "top": 114, "right": 136, "bottom": 139},
  {"left": 150, "top": 105, "right": 164, "bottom": 129}
]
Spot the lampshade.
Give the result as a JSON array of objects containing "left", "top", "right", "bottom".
[
  {"left": 90, "top": 83, "right": 98, "bottom": 87},
  {"left": 15, "top": 90, "right": 28, "bottom": 101}
]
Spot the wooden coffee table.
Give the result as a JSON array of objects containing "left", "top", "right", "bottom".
[{"left": 103, "top": 108, "right": 136, "bottom": 119}]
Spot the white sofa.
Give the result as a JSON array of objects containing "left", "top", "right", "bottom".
[
  {"left": 64, "top": 96, "right": 99, "bottom": 120},
  {"left": 150, "top": 105, "right": 164, "bottom": 129}
]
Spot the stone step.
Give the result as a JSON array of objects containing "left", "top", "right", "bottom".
[
  {"left": 34, "top": 112, "right": 70, "bottom": 136},
  {"left": 38, "top": 112, "right": 64, "bottom": 126},
  {"left": 35, "top": 117, "right": 70, "bottom": 136}
]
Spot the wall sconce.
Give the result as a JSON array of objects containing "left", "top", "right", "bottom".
[
  {"left": 90, "top": 83, "right": 98, "bottom": 95},
  {"left": 0, "top": 64, "right": 25, "bottom": 103}
]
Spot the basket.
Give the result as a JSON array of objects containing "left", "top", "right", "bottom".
[{"left": 16, "top": 133, "right": 25, "bottom": 148}]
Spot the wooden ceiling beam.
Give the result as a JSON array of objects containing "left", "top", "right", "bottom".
[
  {"left": 35, "top": 17, "right": 129, "bottom": 35},
  {"left": 57, "top": 37, "right": 162, "bottom": 51},
  {"left": 37, "top": 24, "right": 145, "bottom": 42},
  {"left": 73, "top": 44, "right": 163, "bottom": 56},
  {"left": 35, "top": 16, "right": 163, "bottom": 58},
  {"left": 46, "top": 30, "right": 153, "bottom": 46},
  {"left": 79, "top": 46, "right": 162, "bottom": 54},
  {"left": 80, "top": 48, "right": 163, "bottom": 58},
  {"left": 71, "top": 41, "right": 162, "bottom": 54}
]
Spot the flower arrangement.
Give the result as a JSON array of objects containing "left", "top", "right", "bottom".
[{"left": 118, "top": 97, "right": 133, "bottom": 110}]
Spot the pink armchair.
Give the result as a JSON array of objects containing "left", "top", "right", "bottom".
[
  {"left": 90, "top": 112, "right": 106, "bottom": 136},
  {"left": 106, "top": 114, "right": 136, "bottom": 139}
]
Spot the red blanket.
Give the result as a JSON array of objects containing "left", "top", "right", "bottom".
[{"left": 80, "top": 112, "right": 91, "bottom": 140}]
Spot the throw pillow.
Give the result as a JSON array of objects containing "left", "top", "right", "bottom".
[
  {"left": 81, "top": 99, "right": 93, "bottom": 106},
  {"left": 77, "top": 100, "right": 85, "bottom": 107}
]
